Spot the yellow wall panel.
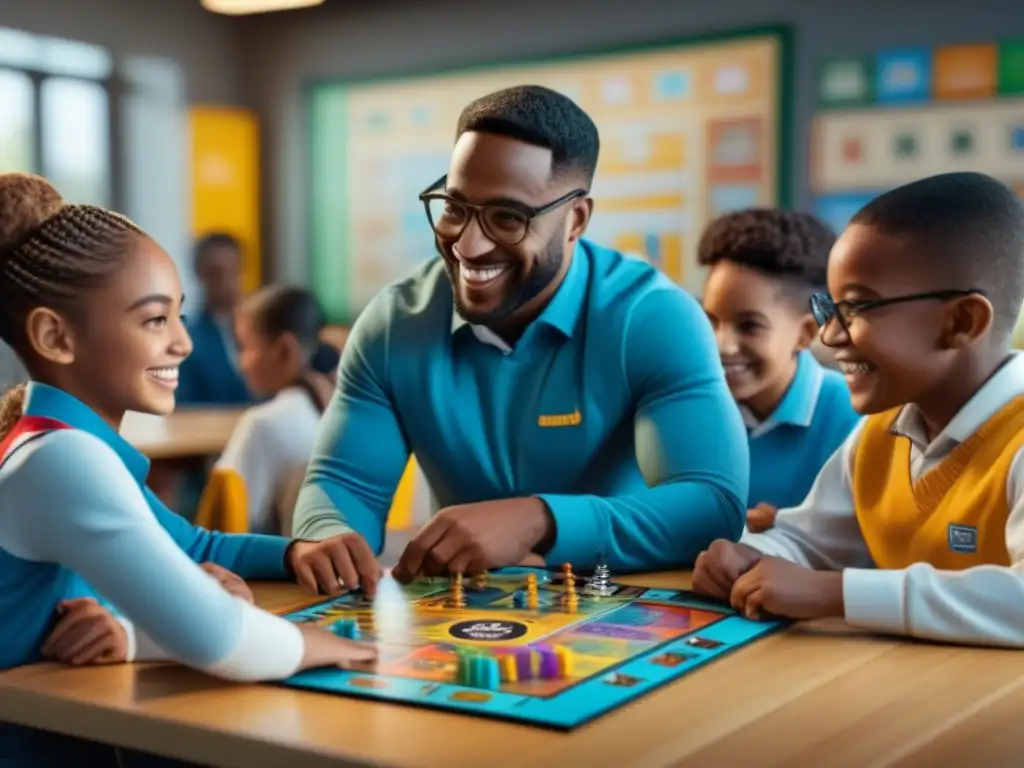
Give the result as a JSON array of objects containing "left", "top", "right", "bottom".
[{"left": 189, "top": 107, "right": 262, "bottom": 292}]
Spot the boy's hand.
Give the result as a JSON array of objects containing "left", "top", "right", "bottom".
[
  {"left": 42, "top": 598, "right": 128, "bottom": 666},
  {"left": 746, "top": 502, "right": 778, "bottom": 533},
  {"left": 200, "top": 562, "right": 254, "bottom": 603},
  {"left": 693, "top": 539, "right": 762, "bottom": 600},
  {"left": 730, "top": 556, "right": 845, "bottom": 620}
]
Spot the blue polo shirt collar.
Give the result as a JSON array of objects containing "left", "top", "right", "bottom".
[
  {"left": 770, "top": 350, "right": 824, "bottom": 427},
  {"left": 743, "top": 350, "right": 824, "bottom": 435},
  {"left": 451, "top": 240, "right": 591, "bottom": 343},
  {"left": 23, "top": 382, "right": 151, "bottom": 484}
]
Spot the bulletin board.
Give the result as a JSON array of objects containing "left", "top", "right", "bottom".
[
  {"left": 811, "top": 41, "right": 1024, "bottom": 235},
  {"left": 308, "top": 28, "right": 792, "bottom": 320}
]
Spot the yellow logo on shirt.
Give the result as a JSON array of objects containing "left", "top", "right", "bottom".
[{"left": 538, "top": 410, "right": 582, "bottom": 428}]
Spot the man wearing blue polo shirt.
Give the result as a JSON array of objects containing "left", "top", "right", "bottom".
[{"left": 293, "top": 85, "right": 748, "bottom": 590}]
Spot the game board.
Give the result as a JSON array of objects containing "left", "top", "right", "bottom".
[{"left": 280, "top": 566, "right": 785, "bottom": 730}]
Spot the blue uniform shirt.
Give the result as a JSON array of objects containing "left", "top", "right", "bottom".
[
  {"left": 0, "top": 383, "right": 294, "bottom": 670},
  {"left": 177, "top": 310, "right": 252, "bottom": 406},
  {"left": 0, "top": 383, "right": 301, "bottom": 765},
  {"left": 295, "top": 240, "right": 749, "bottom": 572},
  {"left": 744, "top": 350, "right": 860, "bottom": 510}
]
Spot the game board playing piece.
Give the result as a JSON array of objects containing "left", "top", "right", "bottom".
[
  {"left": 539, "top": 648, "right": 560, "bottom": 679},
  {"left": 584, "top": 553, "right": 615, "bottom": 597},
  {"left": 555, "top": 645, "right": 575, "bottom": 677},
  {"left": 515, "top": 648, "right": 533, "bottom": 680},
  {"left": 526, "top": 573, "right": 539, "bottom": 609},
  {"left": 449, "top": 572, "right": 467, "bottom": 609},
  {"left": 471, "top": 572, "right": 488, "bottom": 590},
  {"left": 512, "top": 589, "right": 526, "bottom": 609},
  {"left": 499, "top": 654, "right": 518, "bottom": 683},
  {"left": 330, "top": 618, "right": 361, "bottom": 640}
]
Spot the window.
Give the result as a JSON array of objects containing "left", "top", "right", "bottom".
[
  {"left": 0, "top": 28, "right": 115, "bottom": 207},
  {"left": 0, "top": 28, "right": 191, "bottom": 302},
  {"left": 0, "top": 69, "right": 33, "bottom": 172}
]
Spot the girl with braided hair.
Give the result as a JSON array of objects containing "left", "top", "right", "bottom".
[{"left": 0, "top": 173, "right": 378, "bottom": 766}]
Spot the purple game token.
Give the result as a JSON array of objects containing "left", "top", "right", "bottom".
[
  {"left": 539, "top": 650, "right": 560, "bottom": 679},
  {"left": 515, "top": 649, "right": 532, "bottom": 679}
]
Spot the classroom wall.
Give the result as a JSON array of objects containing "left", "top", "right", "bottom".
[
  {"left": 0, "top": 0, "right": 246, "bottom": 104},
  {"left": 237, "top": 0, "right": 1024, "bottom": 285}
]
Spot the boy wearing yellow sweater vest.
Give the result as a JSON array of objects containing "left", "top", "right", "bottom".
[{"left": 693, "top": 172, "right": 1024, "bottom": 647}]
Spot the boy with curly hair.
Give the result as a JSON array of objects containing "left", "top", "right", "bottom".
[{"left": 699, "top": 209, "right": 859, "bottom": 532}]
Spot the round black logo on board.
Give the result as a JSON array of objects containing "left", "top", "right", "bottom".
[{"left": 448, "top": 620, "right": 528, "bottom": 642}]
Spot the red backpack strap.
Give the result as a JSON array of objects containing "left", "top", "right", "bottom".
[{"left": 0, "top": 416, "right": 72, "bottom": 470}]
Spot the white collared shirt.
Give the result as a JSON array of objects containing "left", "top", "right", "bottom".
[
  {"left": 217, "top": 387, "right": 322, "bottom": 533},
  {"left": 741, "top": 352, "right": 1024, "bottom": 647}
]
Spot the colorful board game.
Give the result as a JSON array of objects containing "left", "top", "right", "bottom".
[{"left": 280, "top": 565, "right": 784, "bottom": 730}]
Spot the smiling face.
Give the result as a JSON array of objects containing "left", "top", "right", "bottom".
[
  {"left": 822, "top": 223, "right": 981, "bottom": 414},
  {"left": 435, "top": 132, "right": 591, "bottom": 331},
  {"left": 702, "top": 260, "right": 816, "bottom": 419},
  {"left": 27, "top": 237, "right": 193, "bottom": 425}
]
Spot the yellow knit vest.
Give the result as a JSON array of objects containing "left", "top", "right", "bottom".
[{"left": 852, "top": 395, "right": 1024, "bottom": 570}]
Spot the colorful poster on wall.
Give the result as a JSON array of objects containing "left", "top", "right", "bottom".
[
  {"left": 812, "top": 39, "right": 1024, "bottom": 220},
  {"left": 189, "top": 107, "right": 261, "bottom": 293},
  {"left": 812, "top": 38, "right": 1024, "bottom": 341},
  {"left": 309, "top": 30, "right": 789, "bottom": 319}
]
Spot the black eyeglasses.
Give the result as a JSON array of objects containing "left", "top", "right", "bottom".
[
  {"left": 810, "top": 289, "right": 987, "bottom": 342},
  {"left": 418, "top": 174, "right": 587, "bottom": 247}
]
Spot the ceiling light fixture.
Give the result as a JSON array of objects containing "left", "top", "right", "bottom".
[{"left": 201, "top": 0, "right": 325, "bottom": 15}]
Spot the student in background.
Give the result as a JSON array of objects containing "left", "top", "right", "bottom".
[
  {"left": 694, "top": 172, "right": 1024, "bottom": 648},
  {"left": 200, "top": 285, "right": 335, "bottom": 534},
  {"left": 699, "top": 209, "right": 859, "bottom": 533},
  {"left": 177, "top": 233, "right": 251, "bottom": 406},
  {"left": 0, "top": 173, "right": 377, "bottom": 766}
]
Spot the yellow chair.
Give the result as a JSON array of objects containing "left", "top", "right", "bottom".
[
  {"left": 194, "top": 467, "right": 250, "bottom": 533},
  {"left": 195, "top": 457, "right": 422, "bottom": 535}
]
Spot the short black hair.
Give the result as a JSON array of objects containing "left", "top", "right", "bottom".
[
  {"left": 456, "top": 85, "right": 600, "bottom": 186},
  {"left": 241, "top": 283, "right": 324, "bottom": 357},
  {"left": 851, "top": 172, "right": 1024, "bottom": 338},
  {"left": 193, "top": 232, "right": 240, "bottom": 273},
  {"left": 698, "top": 208, "right": 835, "bottom": 306}
]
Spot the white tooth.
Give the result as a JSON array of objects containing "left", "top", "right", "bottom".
[{"left": 463, "top": 265, "right": 508, "bottom": 282}]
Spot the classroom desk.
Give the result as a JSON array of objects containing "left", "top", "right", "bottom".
[
  {"left": 120, "top": 408, "right": 244, "bottom": 460},
  {"left": 0, "top": 572, "right": 1021, "bottom": 768}
]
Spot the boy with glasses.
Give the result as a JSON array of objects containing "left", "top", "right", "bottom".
[{"left": 693, "top": 172, "right": 1024, "bottom": 648}]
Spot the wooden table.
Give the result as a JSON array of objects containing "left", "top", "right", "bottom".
[
  {"left": 120, "top": 408, "right": 244, "bottom": 460},
  {"left": 0, "top": 572, "right": 1021, "bottom": 767}
]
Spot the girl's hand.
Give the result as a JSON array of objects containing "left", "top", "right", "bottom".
[
  {"left": 42, "top": 598, "right": 129, "bottom": 666},
  {"left": 297, "top": 623, "right": 379, "bottom": 671},
  {"left": 200, "top": 562, "right": 254, "bottom": 603}
]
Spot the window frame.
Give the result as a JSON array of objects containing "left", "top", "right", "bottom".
[{"left": 0, "top": 39, "right": 125, "bottom": 209}]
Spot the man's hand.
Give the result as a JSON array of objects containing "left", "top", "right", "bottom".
[
  {"left": 200, "top": 562, "right": 254, "bottom": 603},
  {"left": 692, "top": 539, "right": 763, "bottom": 600},
  {"left": 41, "top": 598, "right": 128, "bottom": 666},
  {"left": 746, "top": 502, "right": 778, "bottom": 533},
  {"left": 287, "top": 533, "right": 382, "bottom": 597},
  {"left": 392, "top": 497, "right": 554, "bottom": 583},
  {"left": 730, "top": 556, "right": 845, "bottom": 620}
]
